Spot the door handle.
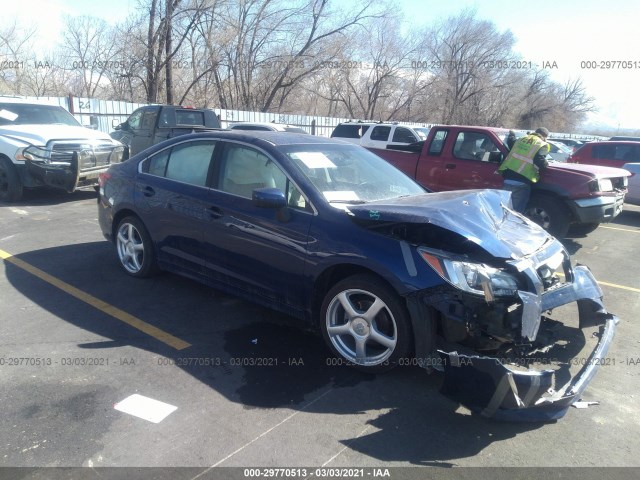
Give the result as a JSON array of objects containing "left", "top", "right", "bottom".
[
  {"left": 445, "top": 163, "right": 456, "bottom": 169},
  {"left": 208, "top": 206, "right": 223, "bottom": 219}
]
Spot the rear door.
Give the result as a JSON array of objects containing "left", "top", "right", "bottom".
[
  {"left": 134, "top": 140, "right": 217, "bottom": 276},
  {"left": 362, "top": 125, "right": 392, "bottom": 149}
]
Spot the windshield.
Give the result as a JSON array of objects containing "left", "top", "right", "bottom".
[
  {"left": 0, "top": 103, "right": 81, "bottom": 127},
  {"left": 283, "top": 143, "right": 425, "bottom": 204}
]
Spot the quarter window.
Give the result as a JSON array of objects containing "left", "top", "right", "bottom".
[{"left": 428, "top": 130, "right": 448, "bottom": 155}]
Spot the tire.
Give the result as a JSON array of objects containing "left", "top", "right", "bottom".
[
  {"left": 115, "top": 216, "right": 158, "bottom": 278},
  {"left": 320, "top": 274, "right": 412, "bottom": 373},
  {"left": 0, "top": 157, "right": 24, "bottom": 202},
  {"left": 524, "top": 194, "right": 570, "bottom": 239},
  {"left": 568, "top": 222, "right": 600, "bottom": 236}
]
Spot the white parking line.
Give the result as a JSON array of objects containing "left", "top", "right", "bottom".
[
  {"left": 193, "top": 388, "right": 336, "bottom": 476},
  {"left": 321, "top": 425, "right": 373, "bottom": 467}
]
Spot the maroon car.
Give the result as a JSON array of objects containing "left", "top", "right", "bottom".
[{"left": 568, "top": 141, "right": 640, "bottom": 168}]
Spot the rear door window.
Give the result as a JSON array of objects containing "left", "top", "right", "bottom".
[
  {"left": 369, "top": 126, "right": 391, "bottom": 141},
  {"left": 144, "top": 140, "right": 216, "bottom": 187}
]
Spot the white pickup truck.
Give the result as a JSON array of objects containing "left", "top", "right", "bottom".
[{"left": 0, "top": 97, "right": 125, "bottom": 202}]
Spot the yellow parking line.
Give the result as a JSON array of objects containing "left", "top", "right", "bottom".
[
  {"left": 550, "top": 272, "right": 638, "bottom": 295},
  {"left": 597, "top": 281, "right": 640, "bottom": 294},
  {"left": 600, "top": 225, "right": 640, "bottom": 233},
  {"left": 0, "top": 249, "right": 191, "bottom": 351}
]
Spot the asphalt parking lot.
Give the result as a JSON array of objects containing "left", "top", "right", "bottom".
[{"left": 1, "top": 188, "right": 639, "bottom": 478}]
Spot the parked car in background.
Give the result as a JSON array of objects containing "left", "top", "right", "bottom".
[
  {"left": 331, "top": 121, "right": 430, "bottom": 149},
  {"left": 111, "top": 105, "right": 221, "bottom": 158},
  {"left": 229, "top": 122, "right": 308, "bottom": 134},
  {"left": 546, "top": 140, "right": 573, "bottom": 162},
  {"left": 609, "top": 136, "right": 640, "bottom": 142},
  {"left": 568, "top": 141, "right": 640, "bottom": 168},
  {"left": 623, "top": 163, "right": 640, "bottom": 205},
  {"left": 98, "top": 130, "right": 618, "bottom": 421},
  {"left": 0, "top": 97, "right": 126, "bottom": 202},
  {"left": 549, "top": 138, "right": 584, "bottom": 153}
]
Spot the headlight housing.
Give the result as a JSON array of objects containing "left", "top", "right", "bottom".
[
  {"left": 15, "top": 146, "right": 49, "bottom": 162},
  {"left": 589, "top": 178, "right": 614, "bottom": 192},
  {"left": 419, "top": 248, "right": 519, "bottom": 302}
]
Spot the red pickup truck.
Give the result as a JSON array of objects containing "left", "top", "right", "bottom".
[{"left": 371, "top": 125, "right": 630, "bottom": 237}]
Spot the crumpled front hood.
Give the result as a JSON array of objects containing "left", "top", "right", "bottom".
[
  {"left": 346, "top": 189, "right": 554, "bottom": 259},
  {"left": 0, "top": 124, "right": 114, "bottom": 146}
]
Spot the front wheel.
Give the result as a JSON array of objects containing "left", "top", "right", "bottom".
[
  {"left": 320, "top": 274, "right": 412, "bottom": 373},
  {"left": 0, "top": 157, "right": 24, "bottom": 202},
  {"left": 524, "top": 194, "right": 570, "bottom": 238},
  {"left": 115, "top": 216, "right": 157, "bottom": 277}
]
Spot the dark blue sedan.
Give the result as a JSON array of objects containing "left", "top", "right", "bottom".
[{"left": 98, "top": 131, "right": 618, "bottom": 421}]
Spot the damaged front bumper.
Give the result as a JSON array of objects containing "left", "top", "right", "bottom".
[{"left": 437, "top": 266, "right": 618, "bottom": 422}]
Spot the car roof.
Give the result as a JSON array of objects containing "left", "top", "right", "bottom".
[
  {"left": 0, "top": 96, "right": 62, "bottom": 106},
  {"left": 172, "top": 130, "right": 342, "bottom": 146},
  {"left": 229, "top": 122, "right": 303, "bottom": 130}
]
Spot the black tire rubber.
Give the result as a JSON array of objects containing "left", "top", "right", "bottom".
[
  {"left": 0, "top": 157, "right": 24, "bottom": 202},
  {"left": 320, "top": 274, "right": 412, "bottom": 373},
  {"left": 525, "top": 194, "right": 571, "bottom": 238},
  {"left": 115, "top": 216, "right": 158, "bottom": 278}
]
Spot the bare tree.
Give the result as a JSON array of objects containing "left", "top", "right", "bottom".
[
  {"left": 0, "top": 21, "right": 36, "bottom": 95},
  {"left": 59, "top": 16, "right": 122, "bottom": 98},
  {"left": 421, "top": 9, "right": 519, "bottom": 124}
]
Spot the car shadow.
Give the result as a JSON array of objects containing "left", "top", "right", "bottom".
[
  {"left": 3, "top": 241, "right": 543, "bottom": 465},
  {"left": 0, "top": 187, "right": 97, "bottom": 207},
  {"left": 609, "top": 207, "right": 640, "bottom": 228}
]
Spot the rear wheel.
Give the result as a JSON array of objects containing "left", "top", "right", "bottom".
[
  {"left": 320, "top": 274, "right": 412, "bottom": 373},
  {"left": 115, "top": 216, "right": 157, "bottom": 277},
  {"left": 525, "top": 194, "right": 570, "bottom": 238},
  {"left": 0, "top": 157, "right": 24, "bottom": 202}
]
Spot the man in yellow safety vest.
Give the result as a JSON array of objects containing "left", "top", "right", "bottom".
[{"left": 498, "top": 127, "right": 550, "bottom": 212}]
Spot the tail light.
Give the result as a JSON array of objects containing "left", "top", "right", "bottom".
[{"left": 98, "top": 172, "right": 111, "bottom": 188}]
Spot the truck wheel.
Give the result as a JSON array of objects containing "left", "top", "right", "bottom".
[
  {"left": 525, "top": 194, "right": 570, "bottom": 238},
  {"left": 320, "top": 274, "right": 412, "bottom": 373},
  {"left": 0, "top": 157, "right": 24, "bottom": 202}
]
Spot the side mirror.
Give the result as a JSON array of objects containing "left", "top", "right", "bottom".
[{"left": 252, "top": 187, "right": 287, "bottom": 208}]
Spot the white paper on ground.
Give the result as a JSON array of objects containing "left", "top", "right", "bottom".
[{"left": 114, "top": 394, "right": 178, "bottom": 423}]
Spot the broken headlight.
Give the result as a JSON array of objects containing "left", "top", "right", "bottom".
[{"left": 419, "top": 248, "right": 519, "bottom": 301}]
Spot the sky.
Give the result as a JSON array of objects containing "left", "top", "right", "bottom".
[{"left": 2, "top": 0, "right": 640, "bottom": 130}]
